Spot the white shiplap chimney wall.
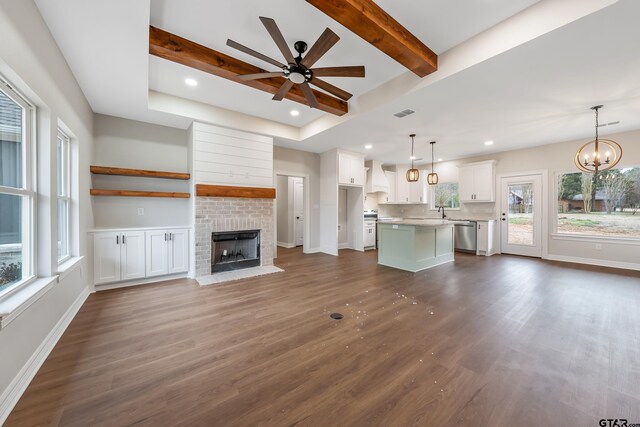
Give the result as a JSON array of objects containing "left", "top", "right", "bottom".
[{"left": 191, "top": 122, "right": 273, "bottom": 187}]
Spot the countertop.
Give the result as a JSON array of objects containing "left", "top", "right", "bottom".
[{"left": 378, "top": 219, "right": 456, "bottom": 226}]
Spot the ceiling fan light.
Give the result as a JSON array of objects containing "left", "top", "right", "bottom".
[
  {"left": 427, "top": 172, "right": 439, "bottom": 185},
  {"left": 289, "top": 72, "right": 306, "bottom": 84},
  {"left": 406, "top": 168, "right": 420, "bottom": 182}
]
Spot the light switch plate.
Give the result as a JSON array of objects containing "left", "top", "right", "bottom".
[{"left": 137, "top": 208, "right": 144, "bottom": 216}]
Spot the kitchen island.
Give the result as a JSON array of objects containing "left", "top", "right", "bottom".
[{"left": 378, "top": 220, "right": 455, "bottom": 272}]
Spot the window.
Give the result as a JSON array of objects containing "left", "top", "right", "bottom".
[
  {"left": 556, "top": 168, "right": 640, "bottom": 238},
  {"left": 431, "top": 182, "right": 460, "bottom": 209},
  {"left": 0, "top": 81, "right": 34, "bottom": 298},
  {"left": 57, "top": 130, "right": 70, "bottom": 262}
]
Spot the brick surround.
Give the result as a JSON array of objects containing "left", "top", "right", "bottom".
[{"left": 195, "top": 197, "right": 274, "bottom": 278}]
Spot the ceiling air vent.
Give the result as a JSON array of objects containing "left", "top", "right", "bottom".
[{"left": 394, "top": 108, "right": 415, "bottom": 118}]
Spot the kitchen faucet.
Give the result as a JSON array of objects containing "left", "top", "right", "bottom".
[{"left": 437, "top": 206, "right": 446, "bottom": 219}]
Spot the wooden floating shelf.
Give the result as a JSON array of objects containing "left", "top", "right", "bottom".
[
  {"left": 90, "top": 165, "right": 191, "bottom": 180},
  {"left": 90, "top": 189, "right": 190, "bottom": 198}
]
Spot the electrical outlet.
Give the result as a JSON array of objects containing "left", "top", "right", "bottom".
[
  {"left": 595, "top": 243, "right": 602, "bottom": 250},
  {"left": 137, "top": 208, "right": 144, "bottom": 216}
]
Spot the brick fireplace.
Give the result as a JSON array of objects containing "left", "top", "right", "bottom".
[{"left": 195, "top": 196, "right": 274, "bottom": 278}]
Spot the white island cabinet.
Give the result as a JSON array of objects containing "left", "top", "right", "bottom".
[
  {"left": 378, "top": 220, "right": 454, "bottom": 272},
  {"left": 93, "top": 227, "right": 190, "bottom": 287}
]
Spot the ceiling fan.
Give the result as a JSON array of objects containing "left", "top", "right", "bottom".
[{"left": 226, "top": 17, "right": 365, "bottom": 108}]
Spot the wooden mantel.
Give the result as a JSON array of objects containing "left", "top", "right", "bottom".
[{"left": 196, "top": 184, "right": 276, "bottom": 199}]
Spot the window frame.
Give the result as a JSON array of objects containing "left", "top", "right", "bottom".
[
  {"left": 57, "top": 130, "right": 71, "bottom": 263},
  {"left": 0, "top": 79, "right": 36, "bottom": 301},
  {"left": 429, "top": 181, "right": 461, "bottom": 210},
  {"left": 553, "top": 169, "right": 640, "bottom": 242}
]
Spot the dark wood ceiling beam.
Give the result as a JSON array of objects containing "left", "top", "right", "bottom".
[
  {"left": 149, "top": 26, "right": 348, "bottom": 116},
  {"left": 306, "top": 0, "right": 438, "bottom": 77}
]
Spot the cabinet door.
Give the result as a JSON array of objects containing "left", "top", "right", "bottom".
[
  {"left": 477, "top": 222, "right": 488, "bottom": 252},
  {"left": 351, "top": 156, "right": 365, "bottom": 186},
  {"left": 94, "top": 232, "right": 121, "bottom": 284},
  {"left": 473, "top": 163, "right": 494, "bottom": 201},
  {"left": 338, "top": 153, "right": 351, "bottom": 185},
  {"left": 121, "top": 231, "right": 146, "bottom": 281},
  {"left": 409, "top": 171, "right": 426, "bottom": 203},
  {"left": 458, "top": 166, "right": 475, "bottom": 202},
  {"left": 146, "top": 230, "right": 168, "bottom": 277},
  {"left": 168, "top": 229, "right": 189, "bottom": 274},
  {"left": 364, "top": 226, "right": 376, "bottom": 247},
  {"left": 395, "top": 166, "right": 410, "bottom": 203}
]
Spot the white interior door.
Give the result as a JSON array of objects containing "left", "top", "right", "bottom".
[
  {"left": 338, "top": 188, "right": 347, "bottom": 247},
  {"left": 293, "top": 178, "right": 304, "bottom": 246},
  {"left": 500, "top": 174, "right": 543, "bottom": 257}
]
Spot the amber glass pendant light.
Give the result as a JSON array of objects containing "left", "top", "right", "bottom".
[
  {"left": 406, "top": 134, "right": 419, "bottom": 182},
  {"left": 427, "top": 141, "right": 438, "bottom": 185}
]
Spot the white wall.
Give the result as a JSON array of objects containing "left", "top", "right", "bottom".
[
  {"left": 92, "top": 114, "right": 190, "bottom": 228},
  {"left": 0, "top": 0, "right": 94, "bottom": 420},
  {"left": 273, "top": 146, "right": 321, "bottom": 251}
]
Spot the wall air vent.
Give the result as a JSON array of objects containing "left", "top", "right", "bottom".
[{"left": 394, "top": 108, "right": 415, "bottom": 118}]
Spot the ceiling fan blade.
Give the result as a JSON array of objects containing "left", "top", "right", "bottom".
[
  {"left": 300, "top": 82, "right": 319, "bottom": 108},
  {"left": 238, "top": 72, "right": 284, "bottom": 81},
  {"left": 301, "top": 28, "right": 340, "bottom": 68},
  {"left": 272, "top": 80, "right": 294, "bottom": 101},
  {"left": 312, "top": 66, "right": 365, "bottom": 78},
  {"left": 310, "top": 77, "right": 352, "bottom": 101},
  {"left": 226, "top": 39, "right": 285, "bottom": 69},
  {"left": 259, "top": 17, "right": 296, "bottom": 64}
]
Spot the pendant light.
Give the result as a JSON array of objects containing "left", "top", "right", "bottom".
[
  {"left": 575, "top": 105, "right": 622, "bottom": 173},
  {"left": 406, "top": 134, "right": 419, "bottom": 182},
  {"left": 427, "top": 141, "right": 439, "bottom": 185}
]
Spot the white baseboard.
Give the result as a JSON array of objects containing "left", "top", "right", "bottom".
[
  {"left": 338, "top": 243, "right": 350, "bottom": 249},
  {"left": 0, "top": 285, "right": 90, "bottom": 425},
  {"left": 304, "top": 247, "right": 321, "bottom": 254},
  {"left": 277, "top": 241, "right": 295, "bottom": 249},
  {"left": 546, "top": 254, "right": 640, "bottom": 271},
  {"left": 94, "top": 273, "right": 187, "bottom": 291}
]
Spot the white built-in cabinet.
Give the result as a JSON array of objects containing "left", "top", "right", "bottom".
[
  {"left": 146, "top": 229, "right": 190, "bottom": 277},
  {"left": 93, "top": 227, "right": 189, "bottom": 285},
  {"left": 364, "top": 223, "right": 376, "bottom": 248},
  {"left": 378, "top": 167, "right": 426, "bottom": 204},
  {"left": 338, "top": 152, "right": 365, "bottom": 186},
  {"left": 476, "top": 220, "right": 497, "bottom": 256},
  {"left": 458, "top": 160, "right": 496, "bottom": 202}
]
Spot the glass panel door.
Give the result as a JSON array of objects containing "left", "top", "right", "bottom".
[{"left": 501, "top": 174, "right": 543, "bottom": 257}]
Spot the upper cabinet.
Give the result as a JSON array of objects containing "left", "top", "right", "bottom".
[
  {"left": 378, "top": 166, "right": 426, "bottom": 204},
  {"left": 458, "top": 160, "right": 497, "bottom": 202},
  {"left": 338, "top": 151, "right": 365, "bottom": 186}
]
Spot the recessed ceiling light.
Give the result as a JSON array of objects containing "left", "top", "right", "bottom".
[
  {"left": 185, "top": 78, "right": 198, "bottom": 87},
  {"left": 438, "top": 158, "right": 443, "bottom": 162},
  {"left": 484, "top": 140, "right": 494, "bottom": 146},
  {"left": 290, "top": 110, "right": 300, "bottom": 117},
  {"left": 365, "top": 144, "right": 372, "bottom": 149}
]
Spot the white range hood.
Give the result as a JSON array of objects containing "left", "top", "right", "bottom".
[{"left": 365, "top": 160, "right": 390, "bottom": 193}]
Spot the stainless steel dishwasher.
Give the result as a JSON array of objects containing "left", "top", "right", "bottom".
[{"left": 454, "top": 221, "right": 477, "bottom": 253}]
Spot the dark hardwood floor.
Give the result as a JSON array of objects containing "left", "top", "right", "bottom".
[{"left": 6, "top": 249, "right": 640, "bottom": 426}]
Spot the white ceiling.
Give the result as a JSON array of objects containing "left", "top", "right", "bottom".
[
  {"left": 296, "top": 0, "right": 640, "bottom": 164},
  {"left": 33, "top": 0, "right": 640, "bottom": 165}
]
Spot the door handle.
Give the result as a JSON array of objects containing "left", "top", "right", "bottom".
[
  {"left": 164, "top": 233, "right": 167, "bottom": 241},
  {"left": 122, "top": 235, "right": 126, "bottom": 244},
  {"left": 296, "top": 216, "right": 300, "bottom": 219},
  {"left": 169, "top": 233, "right": 172, "bottom": 241},
  {"left": 116, "top": 235, "right": 119, "bottom": 245},
  {"left": 501, "top": 218, "right": 506, "bottom": 221}
]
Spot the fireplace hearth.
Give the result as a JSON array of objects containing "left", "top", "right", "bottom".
[{"left": 211, "top": 230, "right": 260, "bottom": 273}]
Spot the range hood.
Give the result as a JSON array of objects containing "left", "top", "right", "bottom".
[{"left": 365, "top": 160, "right": 390, "bottom": 193}]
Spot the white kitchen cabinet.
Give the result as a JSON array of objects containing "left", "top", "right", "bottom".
[
  {"left": 146, "top": 229, "right": 190, "bottom": 277},
  {"left": 338, "top": 152, "right": 365, "bottom": 186},
  {"left": 378, "top": 171, "right": 397, "bottom": 204},
  {"left": 409, "top": 171, "right": 427, "bottom": 204},
  {"left": 94, "top": 231, "right": 145, "bottom": 285},
  {"left": 395, "top": 166, "right": 411, "bottom": 203},
  {"left": 458, "top": 160, "right": 496, "bottom": 202},
  {"left": 477, "top": 220, "right": 497, "bottom": 256},
  {"left": 364, "top": 224, "right": 376, "bottom": 248}
]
